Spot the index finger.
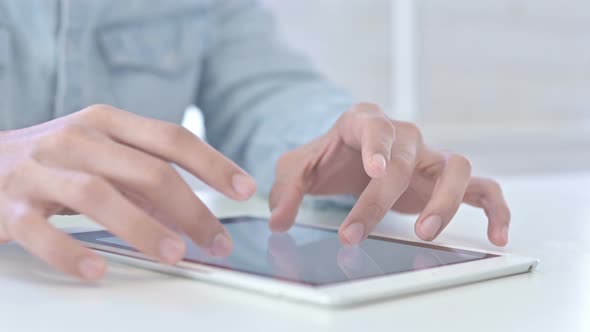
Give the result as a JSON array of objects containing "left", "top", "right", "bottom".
[
  {"left": 338, "top": 130, "right": 419, "bottom": 245},
  {"left": 78, "top": 105, "right": 256, "bottom": 201}
]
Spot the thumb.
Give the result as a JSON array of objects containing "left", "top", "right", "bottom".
[{"left": 268, "top": 174, "right": 305, "bottom": 232}]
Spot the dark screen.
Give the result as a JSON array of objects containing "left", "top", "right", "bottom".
[{"left": 73, "top": 216, "right": 496, "bottom": 286}]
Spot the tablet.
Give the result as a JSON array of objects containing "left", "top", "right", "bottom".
[{"left": 68, "top": 216, "right": 538, "bottom": 307}]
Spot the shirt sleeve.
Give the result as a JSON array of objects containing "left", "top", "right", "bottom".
[{"left": 196, "top": 0, "right": 355, "bottom": 196}]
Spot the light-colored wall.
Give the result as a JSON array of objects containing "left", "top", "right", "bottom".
[
  {"left": 261, "top": 0, "right": 392, "bottom": 112},
  {"left": 417, "top": 0, "right": 590, "bottom": 174},
  {"left": 261, "top": 0, "right": 590, "bottom": 175},
  {"left": 419, "top": 0, "right": 590, "bottom": 137}
]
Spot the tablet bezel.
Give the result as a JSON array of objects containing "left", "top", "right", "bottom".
[{"left": 66, "top": 220, "right": 538, "bottom": 307}]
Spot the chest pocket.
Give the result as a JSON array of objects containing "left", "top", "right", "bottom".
[{"left": 97, "top": 13, "right": 208, "bottom": 77}]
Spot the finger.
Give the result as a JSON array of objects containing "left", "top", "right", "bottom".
[
  {"left": 338, "top": 132, "right": 419, "bottom": 245},
  {"left": 268, "top": 178, "right": 305, "bottom": 232},
  {"left": 78, "top": 106, "right": 256, "bottom": 200},
  {"left": 463, "top": 177, "right": 511, "bottom": 246},
  {"left": 268, "top": 158, "right": 306, "bottom": 232},
  {"left": 268, "top": 149, "right": 309, "bottom": 232},
  {"left": 40, "top": 134, "right": 233, "bottom": 255},
  {"left": 1, "top": 201, "right": 105, "bottom": 280},
  {"left": 267, "top": 233, "right": 301, "bottom": 279},
  {"left": 22, "top": 164, "right": 189, "bottom": 263},
  {"left": 338, "top": 106, "right": 395, "bottom": 178},
  {"left": 360, "top": 118, "right": 395, "bottom": 178},
  {"left": 337, "top": 246, "right": 384, "bottom": 280},
  {"left": 414, "top": 153, "right": 472, "bottom": 241}
]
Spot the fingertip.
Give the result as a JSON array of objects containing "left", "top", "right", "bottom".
[
  {"left": 159, "top": 236, "right": 186, "bottom": 264},
  {"left": 231, "top": 173, "right": 257, "bottom": 200},
  {"left": 415, "top": 231, "right": 431, "bottom": 242},
  {"left": 371, "top": 153, "right": 387, "bottom": 171},
  {"left": 338, "top": 231, "right": 358, "bottom": 247},
  {"left": 415, "top": 215, "right": 442, "bottom": 241},
  {"left": 415, "top": 229, "right": 435, "bottom": 242},
  {"left": 269, "top": 223, "right": 291, "bottom": 233},
  {"left": 78, "top": 256, "right": 107, "bottom": 281},
  {"left": 365, "top": 153, "right": 387, "bottom": 178},
  {"left": 490, "top": 225, "right": 509, "bottom": 247},
  {"left": 339, "top": 223, "right": 365, "bottom": 246},
  {"left": 268, "top": 187, "right": 302, "bottom": 232},
  {"left": 269, "top": 210, "right": 294, "bottom": 233},
  {"left": 210, "top": 232, "right": 233, "bottom": 257},
  {"left": 338, "top": 231, "right": 351, "bottom": 246}
]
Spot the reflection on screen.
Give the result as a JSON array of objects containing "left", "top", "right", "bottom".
[{"left": 87, "top": 217, "right": 495, "bottom": 286}]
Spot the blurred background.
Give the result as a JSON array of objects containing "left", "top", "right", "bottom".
[{"left": 256, "top": 0, "right": 590, "bottom": 176}]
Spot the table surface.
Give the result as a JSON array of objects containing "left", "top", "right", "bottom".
[{"left": 1, "top": 173, "right": 589, "bottom": 332}]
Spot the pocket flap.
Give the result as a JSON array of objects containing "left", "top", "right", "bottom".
[{"left": 98, "top": 14, "right": 205, "bottom": 76}]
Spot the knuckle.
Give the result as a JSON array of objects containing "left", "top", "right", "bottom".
[
  {"left": 390, "top": 153, "right": 415, "bottom": 179},
  {"left": 448, "top": 153, "right": 473, "bottom": 175},
  {"left": 3, "top": 203, "right": 38, "bottom": 238},
  {"left": 352, "top": 102, "right": 381, "bottom": 114},
  {"left": 32, "top": 124, "right": 96, "bottom": 162},
  {"left": 80, "top": 104, "right": 117, "bottom": 118},
  {"left": 68, "top": 174, "right": 108, "bottom": 205},
  {"left": 77, "top": 104, "right": 124, "bottom": 127},
  {"left": 0, "top": 160, "right": 44, "bottom": 197},
  {"left": 41, "top": 123, "right": 87, "bottom": 151},
  {"left": 373, "top": 117, "right": 396, "bottom": 138},
  {"left": 339, "top": 109, "right": 356, "bottom": 125},
  {"left": 400, "top": 121, "right": 419, "bottom": 132},
  {"left": 58, "top": 123, "right": 88, "bottom": 140},
  {"left": 31, "top": 123, "right": 89, "bottom": 160},
  {"left": 398, "top": 121, "right": 423, "bottom": 143},
  {"left": 486, "top": 179, "right": 503, "bottom": 194}
]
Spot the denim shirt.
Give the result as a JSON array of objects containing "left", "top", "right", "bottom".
[{"left": 0, "top": 0, "right": 353, "bottom": 194}]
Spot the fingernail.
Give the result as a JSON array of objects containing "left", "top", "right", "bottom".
[
  {"left": 79, "top": 257, "right": 105, "bottom": 280},
  {"left": 232, "top": 173, "right": 256, "bottom": 197},
  {"left": 420, "top": 215, "right": 442, "bottom": 241},
  {"left": 160, "top": 237, "right": 185, "bottom": 263},
  {"left": 502, "top": 225, "right": 509, "bottom": 244},
  {"left": 371, "top": 153, "right": 387, "bottom": 172},
  {"left": 210, "top": 232, "right": 233, "bottom": 257},
  {"left": 343, "top": 223, "right": 365, "bottom": 246}
]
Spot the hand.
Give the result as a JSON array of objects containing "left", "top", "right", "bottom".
[
  {"left": 269, "top": 103, "right": 510, "bottom": 247},
  {"left": 0, "top": 104, "right": 256, "bottom": 280}
]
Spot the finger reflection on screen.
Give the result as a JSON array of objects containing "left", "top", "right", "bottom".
[
  {"left": 412, "top": 251, "right": 444, "bottom": 270},
  {"left": 267, "top": 232, "right": 302, "bottom": 279},
  {"left": 337, "top": 246, "right": 384, "bottom": 280}
]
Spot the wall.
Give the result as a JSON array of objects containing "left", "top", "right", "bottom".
[
  {"left": 261, "top": 0, "right": 590, "bottom": 175},
  {"left": 261, "top": 0, "right": 392, "bottom": 112}
]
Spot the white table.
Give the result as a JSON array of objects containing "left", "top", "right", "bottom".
[{"left": 1, "top": 173, "right": 589, "bottom": 332}]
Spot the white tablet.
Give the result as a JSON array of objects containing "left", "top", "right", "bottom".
[{"left": 68, "top": 216, "right": 538, "bottom": 307}]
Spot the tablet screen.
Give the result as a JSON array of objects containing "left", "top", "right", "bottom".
[{"left": 73, "top": 217, "right": 497, "bottom": 286}]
